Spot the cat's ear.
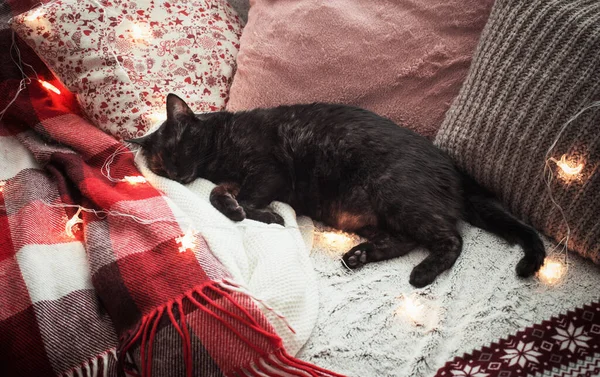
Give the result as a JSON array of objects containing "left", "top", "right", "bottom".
[{"left": 166, "top": 93, "right": 194, "bottom": 120}]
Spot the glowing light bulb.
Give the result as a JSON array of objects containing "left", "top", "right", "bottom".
[
  {"left": 38, "top": 80, "right": 61, "bottom": 95},
  {"left": 130, "top": 23, "right": 150, "bottom": 40},
  {"left": 554, "top": 154, "right": 584, "bottom": 177},
  {"left": 538, "top": 257, "right": 566, "bottom": 286},
  {"left": 148, "top": 112, "right": 167, "bottom": 123},
  {"left": 123, "top": 175, "right": 147, "bottom": 184},
  {"left": 25, "top": 7, "right": 44, "bottom": 22},
  {"left": 176, "top": 228, "right": 197, "bottom": 253},
  {"left": 320, "top": 231, "right": 354, "bottom": 251},
  {"left": 398, "top": 295, "right": 423, "bottom": 323},
  {"left": 0, "top": 181, "right": 5, "bottom": 193},
  {"left": 65, "top": 207, "right": 83, "bottom": 238}
]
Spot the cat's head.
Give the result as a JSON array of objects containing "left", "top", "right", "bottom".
[{"left": 126, "top": 94, "right": 212, "bottom": 184}]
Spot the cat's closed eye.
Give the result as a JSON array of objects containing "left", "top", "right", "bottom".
[{"left": 149, "top": 154, "right": 167, "bottom": 176}]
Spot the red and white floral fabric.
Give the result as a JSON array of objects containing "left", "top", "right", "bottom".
[{"left": 11, "top": 0, "right": 243, "bottom": 140}]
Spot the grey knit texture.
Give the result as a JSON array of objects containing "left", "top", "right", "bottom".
[{"left": 435, "top": 0, "right": 600, "bottom": 264}]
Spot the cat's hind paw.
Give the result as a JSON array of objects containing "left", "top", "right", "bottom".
[
  {"left": 224, "top": 204, "right": 246, "bottom": 222},
  {"left": 341, "top": 243, "right": 371, "bottom": 269},
  {"left": 245, "top": 209, "right": 284, "bottom": 225},
  {"left": 515, "top": 254, "right": 545, "bottom": 277},
  {"left": 263, "top": 211, "right": 284, "bottom": 226}
]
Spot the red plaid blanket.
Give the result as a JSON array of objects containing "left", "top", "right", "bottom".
[{"left": 0, "top": 2, "right": 344, "bottom": 376}]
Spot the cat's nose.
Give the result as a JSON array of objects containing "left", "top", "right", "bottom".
[
  {"left": 179, "top": 174, "right": 195, "bottom": 184},
  {"left": 167, "top": 171, "right": 181, "bottom": 182},
  {"left": 168, "top": 170, "right": 193, "bottom": 184}
]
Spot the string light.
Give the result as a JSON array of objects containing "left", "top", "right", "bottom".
[
  {"left": 176, "top": 228, "right": 197, "bottom": 253},
  {"left": 100, "top": 145, "right": 151, "bottom": 185},
  {"left": 130, "top": 23, "right": 151, "bottom": 40},
  {"left": 65, "top": 207, "right": 83, "bottom": 238},
  {"left": 24, "top": 7, "right": 44, "bottom": 22},
  {"left": 316, "top": 230, "right": 355, "bottom": 254},
  {"left": 0, "top": 181, "right": 5, "bottom": 193},
  {"left": 540, "top": 101, "right": 600, "bottom": 286},
  {"left": 62, "top": 201, "right": 198, "bottom": 254},
  {"left": 148, "top": 112, "right": 167, "bottom": 123},
  {"left": 123, "top": 175, "right": 147, "bottom": 184},
  {"left": 38, "top": 79, "right": 61, "bottom": 95},
  {"left": 550, "top": 154, "right": 584, "bottom": 179},
  {"left": 395, "top": 294, "right": 440, "bottom": 331},
  {"left": 397, "top": 294, "right": 424, "bottom": 324},
  {"left": 537, "top": 256, "right": 566, "bottom": 286}
]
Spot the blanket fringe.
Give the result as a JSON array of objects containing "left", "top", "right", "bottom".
[
  {"left": 220, "top": 278, "right": 297, "bottom": 335},
  {"left": 117, "top": 280, "right": 345, "bottom": 377},
  {"left": 237, "top": 349, "right": 346, "bottom": 377},
  {"left": 61, "top": 348, "right": 118, "bottom": 377}
]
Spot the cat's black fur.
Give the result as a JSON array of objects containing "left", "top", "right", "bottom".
[{"left": 129, "top": 94, "right": 546, "bottom": 287}]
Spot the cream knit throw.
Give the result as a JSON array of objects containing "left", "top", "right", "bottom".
[
  {"left": 134, "top": 153, "right": 320, "bottom": 356},
  {"left": 435, "top": 0, "right": 600, "bottom": 264}
]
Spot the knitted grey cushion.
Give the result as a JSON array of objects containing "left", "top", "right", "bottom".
[{"left": 435, "top": 0, "right": 600, "bottom": 264}]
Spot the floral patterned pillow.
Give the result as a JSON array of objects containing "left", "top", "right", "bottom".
[{"left": 11, "top": 0, "right": 243, "bottom": 140}]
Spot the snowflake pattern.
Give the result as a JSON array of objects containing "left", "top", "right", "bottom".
[
  {"left": 450, "top": 364, "right": 489, "bottom": 377},
  {"left": 500, "top": 341, "right": 542, "bottom": 367},
  {"left": 552, "top": 322, "right": 592, "bottom": 353},
  {"left": 12, "top": 0, "right": 243, "bottom": 140},
  {"left": 435, "top": 303, "right": 600, "bottom": 377}
]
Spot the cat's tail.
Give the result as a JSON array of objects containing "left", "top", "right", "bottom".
[{"left": 461, "top": 172, "right": 546, "bottom": 277}]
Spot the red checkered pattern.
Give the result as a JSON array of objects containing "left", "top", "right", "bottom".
[{"left": 0, "top": 2, "right": 345, "bottom": 376}]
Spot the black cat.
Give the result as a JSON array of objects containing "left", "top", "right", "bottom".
[{"left": 128, "top": 94, "right": 546, "bottom": 287}]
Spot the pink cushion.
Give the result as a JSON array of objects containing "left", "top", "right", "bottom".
[
  {"left": 11, "top": 0, "right": 243, "bottom": 140},
  {"left": 227, "top": 0, "right": 494, "bottom": 138}
]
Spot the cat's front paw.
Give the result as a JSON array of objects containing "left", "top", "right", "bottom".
[{"left": 210, "top": 190, "right": 246, "bottom": 222}]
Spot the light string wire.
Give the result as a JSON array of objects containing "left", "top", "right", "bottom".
[
  {"left": 1, "top": 0, "right": 57, "bottom": 122},
  {"left": 98, "top": 145, "right": 325, "bottom": 232},
  {"left": 15, "top": 2, "right": 592, "bottom": 284},
  {"left": 100, "top": 142, "right": 147, "bottom": 183},
  {"left": 0, "top": 6, "right": 350, "bottom": 262},
  {"left": 0, "top": 5, "right": 356, "bottom": 311},
  {"left": 40, "top": 200, "right": 318, "bottom": 234},
  {"left": 0, "top": 31, "right": 34, "bottom": 122},
  {"left": 89, "top": 0, "right": 165, "bottom": 131},
  {"left": 3, "top": 20, "right": 595, "bottom": 281},
  {"left": 542, "top": 100, "right": 600, "bottom": 270}
]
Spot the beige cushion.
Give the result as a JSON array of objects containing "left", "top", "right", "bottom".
[{"left": 11, "top": 0, "right": 243, "bottom": 140}]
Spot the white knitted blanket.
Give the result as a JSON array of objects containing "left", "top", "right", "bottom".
[
  {"left": 297, "top": 223, "right": 600, "bottom": 376},
  {"left": 134, "top": 153, "right": 319, "bottom": 355}
]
